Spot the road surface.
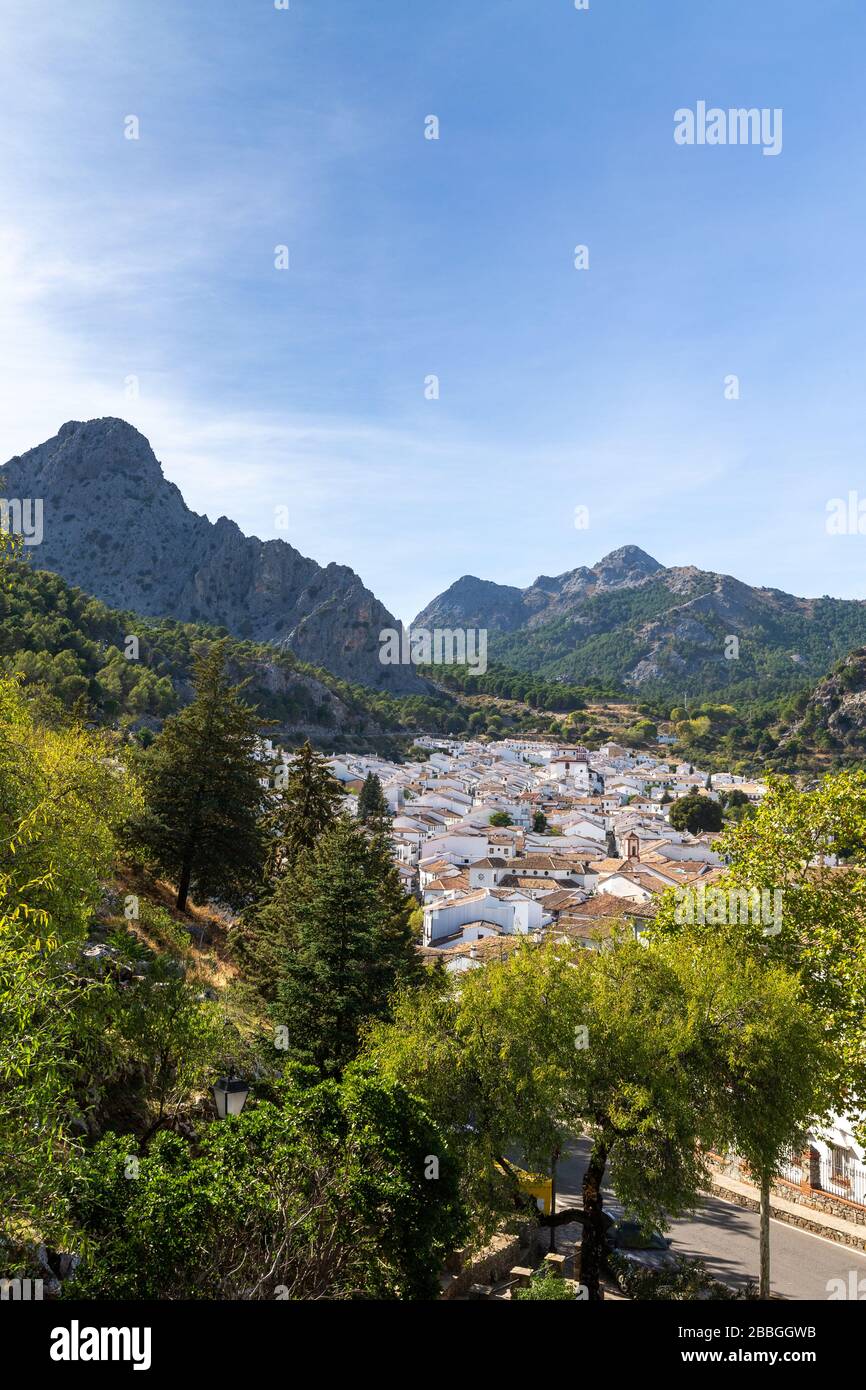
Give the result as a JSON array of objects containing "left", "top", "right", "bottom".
[{"left": 555, "top": 1139, "right": 866, "bottom": 1300}]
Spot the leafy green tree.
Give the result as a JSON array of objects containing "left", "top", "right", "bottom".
[
  {"left": 0, "top": 851, "right": 77, "bottom": 1245},
  {"left": 368, "top": 932, "right": 825, "bottom": 1301},
  {"left": 128, "top": 642, "right": 266, "bottom": 911},
  {"left": 724, "top": 788, "right": 750, "bottom": 809},
  {"left": 532, "top": 811, "right": 548, "bottom": 834},
  {"left": 683, "top": 773, "right": 866, "bottom": 1118},
  {"left": 488, "top": 810, "right": 512, "bottom": 828},
  {"left": 624, "top": 719, "right": 657, "bottom": 746},
  {"left": 366, "top": 943, "right": 579, "bottom": 1244},
  {"left": 407, "top": 895, "right": 424, "bottom": 938},
  {"left": 669, "top": 791, "right": 723, "bottom": 834},
  {"left": 357, "top": 772, "right": 391, "bottom": 829},
  {"left": 82, "top": 957, "right": 225, "bottom": 1142},
  {"left": 651, "top": 773, "right": 866, "bottom": 1290},
  {"left": 264, "top": 817, "right": 422, "bottom": 1073},
  {"left": 0, "top": 680, "right": 134, "bottom": 944},
  {"left": 655, "top": 928, "right": 833, "bottom": 1299},
  {"left": 66, "top": 1064, "right": 466, "bottom": 1300},
  {"left": 0, "top": 674, "right": 137, "bottom": 1244},
  {"left": 368, "top": 939, "right": 714, "bottom": 1299}
]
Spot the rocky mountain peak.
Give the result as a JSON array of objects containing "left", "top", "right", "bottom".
[
  {"left": 15, "top": 417, "right": 166, "bottom": 489},
  {"left": 592, "top": 545, "right": 662, "bottom": 587},
  {"left": 2, "top": 418, "right": 422, "bottom": 692}
]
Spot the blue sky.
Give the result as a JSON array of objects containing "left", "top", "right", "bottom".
[{"left": 1, "top": 0, "right": 865, "bottom": 621}]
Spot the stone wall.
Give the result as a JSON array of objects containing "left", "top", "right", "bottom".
[
  {"left": 706, "top": 1152, "right": 866, "bottom": 1251},
  {"left": 441, "top": 1223, "right": 539, "bottom": 1299}
]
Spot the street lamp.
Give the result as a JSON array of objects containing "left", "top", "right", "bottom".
[{"left": 213, "top": 1073, "right": 249, "bottom": 1119}]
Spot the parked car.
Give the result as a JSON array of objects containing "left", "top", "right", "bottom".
[
  {"left": 607, "top": 1219, "right": 672, "bottom": 1252},
  {"left": 605, "top": 1219, "right": 675, "bottom": 1270}
]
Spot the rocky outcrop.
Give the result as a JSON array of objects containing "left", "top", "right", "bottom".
[
  {"left": 414, "top": 574, "right": 528, "bottom": 634},
  {"left": 1, "top": 417, "right": 421, "bottom": 691},
  {"left": 778, "top": 648, "right": 866, "bottom": 751}
]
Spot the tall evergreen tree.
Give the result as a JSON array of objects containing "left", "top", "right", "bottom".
[
  {"left": 129, "top": 641, "right": 265, "bottom": 911},
  {"left": 265, "top": 740, "right": 344, "bottom": 877},
  {"left": 268, "top": 816, "right": 422, "bottom": 1074},
  {"left": 357, "top": 772, "right": 390, "bottom": 829},
  {"left": 233, "top": 740, "right": 345, "bottom": 990}
]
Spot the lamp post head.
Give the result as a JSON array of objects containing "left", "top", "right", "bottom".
[{"left": 213, "top": 1075, "right": 249, "bottom": 1119}]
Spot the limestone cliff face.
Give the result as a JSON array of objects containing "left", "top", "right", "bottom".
[{"left": 1, "top": 417, "right": 421, "bottom": 692}]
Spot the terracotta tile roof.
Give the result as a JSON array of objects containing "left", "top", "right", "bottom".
[
  {"left": 510, "top": 854, "right": 592, "bottom": 872},
  {"left": 535, "top": 888, "right": 587, "bottom": 911},
  {"left": 425, "top": 873, "right": 470, "bottom": 892},
  {"left": 499, "top": 875, "right": 585, "bottom": 890},
  {"left": 419, "top": 934, "right": 527, "bottom": 963},
  {"left": 426, "top": 888, "right": 493, "bottom": 912},
  {"left": 562, "top": 895, "right": 657, "bottom": 920}
]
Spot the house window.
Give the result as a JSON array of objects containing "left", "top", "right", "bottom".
[{"left": 831, "top": 1145, "right": 852, "bottom": 1184}]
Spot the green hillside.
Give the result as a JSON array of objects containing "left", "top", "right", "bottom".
[
  {"left": 0, "top": 558, "right": 459, "bottom": 749},
  {"left": 490, "top": 586, "right": 866, "bottom": 701}
]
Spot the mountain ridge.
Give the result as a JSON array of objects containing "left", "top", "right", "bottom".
[
  {"left": 414, "top": 545, "right": 666, "bottom": 632},
  {"left": 416, "top": 547, "right": 866, "bottom": 699},
  {"left": 1, "top": 418, "right": 421, "bottom": 692}
]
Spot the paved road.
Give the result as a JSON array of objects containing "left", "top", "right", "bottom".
[{"left": 555, "top": 1139, "right": 866, "bottom": 1301}]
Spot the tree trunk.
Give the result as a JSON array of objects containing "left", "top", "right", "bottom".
[
  {"left": 549, "top": 1147, "right": 559, "bottom": 1253},
  {"left": 176, "top": 854, "right": 193, "bottom": 913},
  {"left": 175, "top": 776, "right": 207, "bottom": 913},
  {"left": 580, "top": 1138, "right": 608, "bottom": 1301},
  {"left": 759, "top": 1170, "right": 771, "bottom": 1299}
]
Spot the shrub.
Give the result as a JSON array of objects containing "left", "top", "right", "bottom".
[
  {"left": 512, "top": 1268, "right": 577, "bottom": 1301},
  {"left": 608, "top": 1250, "right": 757, "bottom": 1301}
]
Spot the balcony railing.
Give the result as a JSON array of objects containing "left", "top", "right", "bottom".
[
  {"left": 772, "top": 1152, "right": 866, "bottom": 1208},
  {"left": 816, "top": 1157, "right": 866, "bottom": 1207},
  {"left": 779, "top": 1156, "right": 804, "bottom": 1186}
]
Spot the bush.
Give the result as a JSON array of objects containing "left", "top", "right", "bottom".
[
  {"left": 608, "top": 1250, "right": 757, "bottom": 1301},
  {"left": 64, "top": 1066, "right": 466, "bottom": 1301},
  {"left": 512, "top": 1268, "right": 577, "bottom": 1301}
]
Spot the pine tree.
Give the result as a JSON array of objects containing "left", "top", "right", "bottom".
[
  {"left": 233, "top": 740, "right": 345, "bottom": 990},
  {"left": 269, "top": 816, "right": 422, "bottom": 1074},
  {"left": 357, "top": 772, "right": 390, "bottom": 829},
  {"left": 129, "top": 641, "right": 266, "bottom": 911},
  {"left": 265, "top": 740, "right": 344, "bottom": 877}
]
